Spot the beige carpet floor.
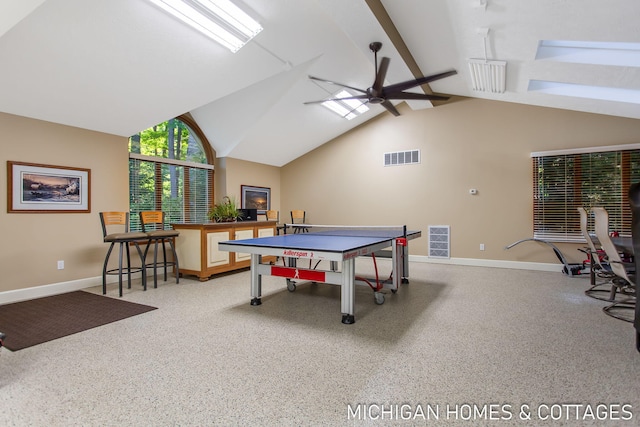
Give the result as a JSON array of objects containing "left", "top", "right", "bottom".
[{"left": 1, "top": 260, "right": 638, "bottom": 426}]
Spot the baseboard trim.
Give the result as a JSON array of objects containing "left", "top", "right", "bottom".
[
  {"left": 409, "top": 255, "right": 563, "bottom": 273},
  {"left": 0, "top": 276, "right": 103, "bottom": 305}
]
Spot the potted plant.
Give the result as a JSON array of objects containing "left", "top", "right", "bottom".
[{"left": 208, "top": 196, "right": 243, "bottom": 222}]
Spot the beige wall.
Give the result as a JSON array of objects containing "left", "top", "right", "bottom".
[
  {"left": 281, "top": 99, "right": 640, "bottom": 263},
  {"left": 0, "top": 112, "right": 129, "bottom": 293},
  {"left": 220, "top": 157, "right": 281, "bottom": 213}
]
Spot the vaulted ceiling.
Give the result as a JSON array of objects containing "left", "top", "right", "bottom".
[{"left": 1, "top": 0, "right": 638, "bottom": 166}]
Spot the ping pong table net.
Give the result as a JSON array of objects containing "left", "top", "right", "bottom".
[{"left": 284, "top": 224, "right": 408, "bottom": 239}]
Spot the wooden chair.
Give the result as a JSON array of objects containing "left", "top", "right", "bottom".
[
  {"left": 266, "top": 210, "right": 284, "bottom": 235},
  {"left": 290, "top": 210, "right": 308, "bottom": 233},
  {"left": 592, "top": 207, "right": 636, "bottom": 322},
  {"left": 139, "top": 211, "right": 180, "bottom": 288},
  {"left": 100, "top": 212, "right": 148, "bottom": 297}
]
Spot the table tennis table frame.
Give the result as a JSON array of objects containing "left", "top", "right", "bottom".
[{"left": 219, "top": 228, "right": 420, "bottom": 324}]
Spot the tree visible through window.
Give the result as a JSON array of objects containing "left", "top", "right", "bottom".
[
  {"left": 533, "top": 148, "right": 640, "bottom": 241},
  {"left": 129, "top": 116, "right": 213, "bottom": 230}
]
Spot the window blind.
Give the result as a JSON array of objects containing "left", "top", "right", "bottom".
[
  {"left": 129, "top": 158, "right": 212, "bottom": 231},
  {"left": 532, "top": 148, "right": 640, "bottom": 242}
]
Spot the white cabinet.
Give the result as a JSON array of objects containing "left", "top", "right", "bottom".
[
  {"left": 173, "top": 221, "right": 277, "bottom": 281},
  {"left": 234, "top": 228, "right": 254, "bottom": 263},
  {"left": 207, "top": 231, "right": 231, "bottom": 268}
]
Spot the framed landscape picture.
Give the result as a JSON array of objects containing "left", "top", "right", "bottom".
[
  {"left": 7, "top": 161, "right": 91, "bottom": 213},
  {"left": 241, "top": 185, "right": 270, "bottom": 214}
]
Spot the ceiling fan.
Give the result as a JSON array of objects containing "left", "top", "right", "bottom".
[{"left": 305, "top": 42, "right": 457, "bottom": 117}]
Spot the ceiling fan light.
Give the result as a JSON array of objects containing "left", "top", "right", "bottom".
[{"left": 468, "top": 59, "right": 507, "bottom": 93}]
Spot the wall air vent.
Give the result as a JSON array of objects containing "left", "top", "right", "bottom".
[
  {"left": 384, "top": 150, "right": 420, "bottom": 166},
  {"left": 428, "top": 225, "right": 450, "bottom": 258}
]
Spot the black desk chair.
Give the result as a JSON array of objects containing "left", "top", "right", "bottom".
[{"left": 100, "top": 212, "right": 148, "bottom": 297}]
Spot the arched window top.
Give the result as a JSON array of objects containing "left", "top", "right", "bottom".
[
  {"left": 129, "top": 117, "right": 211, "bottom": 165},
  {"left": 128, "top": 115, "right": 214, "bottom": 229}
]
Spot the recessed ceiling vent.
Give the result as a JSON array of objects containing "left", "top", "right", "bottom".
[{"left": 384, "top": 149, "right": 420, "bottom": 167}]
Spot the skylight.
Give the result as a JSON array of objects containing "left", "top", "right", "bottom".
[
  {"left": 528, "top": 80, "right": 640, "bottom": 105},
  {"left": 530, "top": 40, "right": 640, "bottom": 105},
  {"left": 321, "top": 90, "right": 369, "bottom": 120},
  {"left": 535, "top": 40, "right": 640, "bottom": 67},
  {"left": 147, "top": 0, "right": 263, "bottom": 52}
]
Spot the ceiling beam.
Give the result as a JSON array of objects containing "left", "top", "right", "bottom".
[{"left": 364, "top": 0, "right": 462, "bottom": 106}]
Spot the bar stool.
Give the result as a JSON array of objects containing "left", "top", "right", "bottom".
[
  {"left": 100, "top": 212, "right": 148, "bottom": 297},
  {"left": 139, "top": 211, "right": 180, "bottom": 288}
]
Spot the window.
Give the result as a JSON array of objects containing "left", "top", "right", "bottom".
[
  {"left": 129, "top": 115, "right": 213, "bottom": 230},
  {"left": 532, "top": 145, "right": 640, "bottom": 242}
]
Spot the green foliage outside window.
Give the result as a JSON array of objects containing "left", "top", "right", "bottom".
[
  {"left": 534, "top": 149, "right": 640, "bottom": 241},
  {"left": 129, "top": 118, "right": 212, "bottom": 230}
]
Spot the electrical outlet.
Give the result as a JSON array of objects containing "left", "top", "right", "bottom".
[
  {"left": 57, "top": 260, "right": 64, "bottom": 270},
  {"left": 480, "top": 244, "right": 485, "bottom": 251}
]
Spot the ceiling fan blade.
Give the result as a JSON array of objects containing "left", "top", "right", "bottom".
[
  {"left": 385, "top": 92, "right": 450, "bottom": 101},
  {"left": 381, "top": 100, "right": 400, "bottom": 116},
  {"left": 382, "top": 69, "right": 458, "bottom": 94},
  {"left": 308, "top": 76, "right": 367, "bottom": 94},
  {"left": 372, "top": 57, "right": 390, "bottom": 92},
  {"left": 303, "top": 95, "right": 369, "bottom": 105}
]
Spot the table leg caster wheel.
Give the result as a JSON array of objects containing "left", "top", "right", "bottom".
[
  {"left": 402, "top": 278, "right": 409, "bottom": 284},
  {"left": 286, "top": 279, "right": 296, "bottom": 292},
  {"left": 374, "top": 292, "right": 385, "bottom": 305},
  {"left": 341, "top": 314, "right": 355, "bottom": 324},
  {"left": 391, "top": 288, "right": 397, "bottom": 294},
  {"left": 250, "top": 297, "right": 262, "bottom": 306}
]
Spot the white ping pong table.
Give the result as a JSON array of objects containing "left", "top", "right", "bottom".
[{"left": 218, "top": 225, "right": 421, "bottom": 324}]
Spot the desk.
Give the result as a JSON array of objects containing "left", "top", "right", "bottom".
[{"left": 219, "top": 225, "right": 421, "bottom": 324}]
